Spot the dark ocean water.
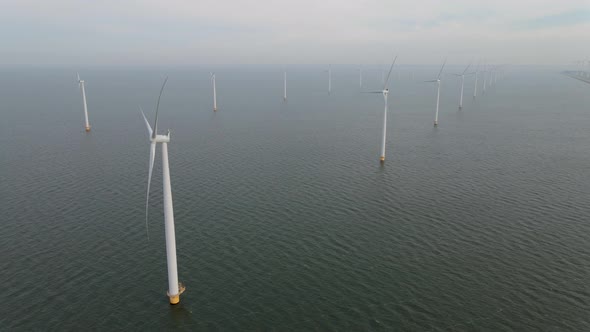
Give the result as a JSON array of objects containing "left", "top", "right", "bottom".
[{"left": 1, "top": 65, "right": 589, "bottom": 330}]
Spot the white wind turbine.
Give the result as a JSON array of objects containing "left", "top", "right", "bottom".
[
  {"left": 493, "top": 66, "right": 498, "bottom": 84},
  {"left": 359, "top": 65, "right": 363, "bottom": 88},
  {"left": 425, "top": 59, "right": 447, "bottom": 127},
  {"left": 473, "top": 63, "right": 479, "bottom": 98},
  {"left": 363, "top": 55, "right": 398, "bottom": 163},
  {"left": 141, "top": 77, "right": 185, "bottom": 305},
  {"left": 210, "top": 72, "right": 217, "bottom": 111},
  {"left": 77, "top": 73, "right": 91, "bottom": 132},
  {"left": 328, "top": 64, "right": 332, "bottom": 94},
  {"left": 450, "top": 63, "right": 472, "bottom": 109},
  {"left": 482, "top": 64, "right": 488, "bottom": 94},
  {"left": 283, "top": 70, "right": 287, "bottom": 101}
]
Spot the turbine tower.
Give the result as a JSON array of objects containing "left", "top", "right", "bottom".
[
  {"left": 473, "top": 63, "right": 479, "bottom": 98},
  {"left": 210, "top": 73, "right": 217, "bottom": 111},
  {"left": 359, "top": 65, "right": 363, "bottom": 88},
  {"left": 425, "top": 59, "right": 447, "bottom": 127},
  {"left": 494, "top": 66, "right": 498, "bottom": 84},
  {"left": 283, "top": 71, "right": 287, "bottom": 101},
  {"left": 141, "top": 77, "right": 185, "bottom": 305},
  {"left": 482, "top": 65, "right": 488, "bottom": 94},
  {"left": 328, "top": 64, "right": 332, "bottom": 95},
  {"left": 364, "top": 55, "right": 397, "bottom": 163},
  {"left": 77, "top": 73, "right": 91, "bottom": 132},
  {"left": 450, "top": 63, "right": 472, "bottom": 109}
]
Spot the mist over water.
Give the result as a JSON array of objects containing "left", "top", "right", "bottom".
[{"left": 1, "top": 66, "right": 589, "bottom": 330}]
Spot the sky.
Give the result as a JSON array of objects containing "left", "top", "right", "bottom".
[{"left": 1, "top": 0, "right": 589, "bottom": 66}]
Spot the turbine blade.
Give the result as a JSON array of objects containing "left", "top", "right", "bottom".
[
  {"left": 362, "top": 91, "right": 383, "bottom": 94},
  {"left": 145, "top": 142, "right": 156, "bottom": 240},
  {"left": 383, "top": 55, "right": 398, "bottom": 90},
  {"left": 140, "top": 106, "right": 153, "bottom": 138},
  {"left": 77, "top": 72, "right": 80, "bottom": 82},
  {"left": 152, "top": 76, "right": 169, "bottom": 139},
  {"left": 462, "top": 63, "right": 471, "bottom": 75},
  {"left": 437, "top": 58, "right": 447, "bottom": 79},
  {"left": 424, "top": 80, "right": 438, "bottom": 82}
]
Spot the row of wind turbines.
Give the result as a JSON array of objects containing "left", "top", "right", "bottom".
[
  {"left": 76, "top": 61, "right": 503, "bottom": 136},
  {"left": 565, "top": 59, "right": 590, "bottom": 83},
  {"left": 572, "top": 59, "right": 590, "bottom": 77},
  {"left": 329, "top": 59, "right": 503, "bottom": 162},
  {"left": 75, "top": 60, "right": 503, "bottom": 304}
]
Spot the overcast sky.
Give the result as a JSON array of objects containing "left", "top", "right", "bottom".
[{"left": 2, "top": 0, "right": 589, "bottom": 65}]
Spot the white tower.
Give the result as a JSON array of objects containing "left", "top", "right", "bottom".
[
  {"left": 142, "top": 78, "right": 185, "bottom": 305},
  {"left": 283, "top": 71, "right": 287, "bottom": 101},
  {"left": 473, "top": 69, "right": 478, "bottom": 98},
  {"left": 211, "top": 73, "right": 217, "bottom": 111},
  {"left": 328, "top": 65, "right": 332, "bottom": 95},
  {"left": 364, "top": 56, "right": 397, "bottom": 163},
  {"left": 425, "top": 60, "right": 446, "bottom": 127},
  {"left": 359, "top": 65, "right": 363, "bottom": 88},
  {"left": 77, "top": 73, "right": 91, "bottom": 132}
]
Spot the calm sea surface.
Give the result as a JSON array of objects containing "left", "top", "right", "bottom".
[{"left": 1, "top": 65, "right": 589, "bottom": 330}]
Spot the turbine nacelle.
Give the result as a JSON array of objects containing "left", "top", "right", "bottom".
[{"left": 151, "top": 133, "right": 171, "bottom": 143}]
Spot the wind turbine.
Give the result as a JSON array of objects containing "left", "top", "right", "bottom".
[
  {"left": 473, "top": 63, "right": 479, "bottom": 98},
  {"left": 425, "top": 59, "right": 447, "bottom": 127},
  {"left": 328, "top": 64, "right": 332, "bottom": 94},
  {"left": 210, "top": 72, "right": 217, "bottom": 111},
  {"left": 283, "top": 71, "right": 287, "bottom": 101},
  {"left": 364, "top": 55, "right": 397, "bottom": 163},
  {"left": 494, "top": 66, "right": 498, "bottom": 84},
  {"left": 141, "top": 77, "right": 185, "bottom": 305},
  {"left": 483, "top": 65, "right": 488, "bottom": 94},
  {"left": 359, "top": 65, "right": 363, "bottom": 88},
  {"left": 450, "top": 63, "right": 472, "bottom": 109},
  {"left": 77, "top": 73, "right": 91, "bottom": 132}
]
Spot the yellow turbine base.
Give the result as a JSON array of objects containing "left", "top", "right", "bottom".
[
  {"left": 167, "top": 283, "right": 186, "bottom": 305},
  {"left": 169, "top": 294, "right": 180, "bottom": 305},
  {"left": 85, "top": 126, "right": 91, "bottom": 132},
  {"left": 380, "top": 156, "right": 385, "bottom": 162}
]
